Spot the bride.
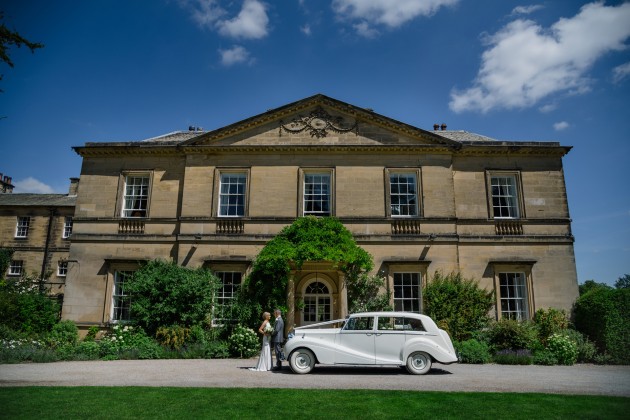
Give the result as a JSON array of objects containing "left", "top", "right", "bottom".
[{"left": 250, "top": 312, "right": 273, "bottom": 371}]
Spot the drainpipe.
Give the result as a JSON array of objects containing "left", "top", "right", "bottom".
[{"left": 40, "top": 207, "right": 56, "bottom": 292}]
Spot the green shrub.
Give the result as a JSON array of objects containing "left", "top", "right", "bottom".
[
  {"left": 100, "top": 324, "right": 162, "bottom": 360},
  {"left": 47, "top": 320, "right": 79, "bottom": 348},
  {"left": 156, "top": 325, "right": 191, "bottom": 350},
  {"left": 564, "top": 329, "right": 597, "bottom": 363},
  {"left": 546, "top": 333, "right": 578, "bottom": 365},
  {"left": 73, "top": 341, "right": 101, "bottom": 360},
  {"left": 423, "top": 271, "right": 494, "bottom": 341},
  {"left": 533, "top": 349, "right": 558, "bottom": 365},
  {"left": 573, "top": 287, "right": 629, "bottom": 364},
  {"left": 0, "top": 275, "right": 60, "bottom": 334},
  {"left": 455, "top": 339, "right": 491, "bottom": 364},
  {"left": 83, "top": 326, "right": 100, "bottom": 342},
  {"left": 533, "top": 308, "right": 568, "bottom": 344},
  {"left": 228, "top": 325, "right": 259, "bottom": 358},
  {"left": 493, "top": 349, "right": 533, "bottom": 365},
  {"left": 206, "top": 340, "right": 230, "bottom": 358},
  {"left": 487, "top": 319, "right": 539, "bottom": 352},
  {"left": 125, "top": 259, "right": 222, "bottom": 336}
]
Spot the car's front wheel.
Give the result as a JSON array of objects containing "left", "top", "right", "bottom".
[
  {"left": 289, "top": 348, "right": 316, "bottom": 374},
  {"left": 406, "top": 351, "right": 432, "bottom": 375}
]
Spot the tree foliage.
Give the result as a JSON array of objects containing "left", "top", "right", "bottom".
[
  {"left": 573, "top": 286, "right": 629, "bottom": 364},
  {"left": 423, "top": 271, "right": 494, "bottom": 341},
  {"left": 615, "top": 274, "right": 630, "bottom": 289},
  {"left": 0, "top": 12, "right": 44, "bottom": 92},
  {"left": 125, "top": 259, "right": 221, "bottom": 336},
  {"left": 578, "top": 280, "right": 612, "bottom": 296},
  {"left": 240, "top": 216, "right": 385, "bottom": 326},
  {"left": 347, "top": 272, "right": 392, "bottom": 314}
]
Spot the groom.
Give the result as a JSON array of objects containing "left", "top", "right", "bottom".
[{"left": 271, "top": 308, "right": 285, "bottom": 370}]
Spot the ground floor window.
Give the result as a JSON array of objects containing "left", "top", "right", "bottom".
[
  {"left": 498, "top": 272, "right": 529, "bottom": 320},
  {"left": 213, "top": 271, "right": 242, "bottom": 325},
  {"left": 8, "top": 260, "right": 23, "bottom": 276},
  {"left": 393, "top": 272, "right": 421, "bottom": 313},
  {"left": 112, "top": 271, "right": 133, "bottom": 322},
  {"left": 303, "top": 280, "right": 331, "bottom": 324},
  {"left": 57, "top": 261, "right": 68, "bottom": 277}
]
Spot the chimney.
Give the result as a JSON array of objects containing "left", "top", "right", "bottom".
[
  {"left": 68, "top": 178, "right": 80, "bottom": 196},
  {"left": 433, "top": 124, "right": 439, "bottom": 130},
  {"left": 441, "top": 123, "right": 447, "bottom": 131}
]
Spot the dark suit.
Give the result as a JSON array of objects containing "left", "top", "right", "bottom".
[{"left": 271, "top": 315, "right": 284, "bottom": 368}]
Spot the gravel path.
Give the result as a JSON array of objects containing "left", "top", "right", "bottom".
[{"left": 1, "top": 360, "right": 629, "bottom": 396}]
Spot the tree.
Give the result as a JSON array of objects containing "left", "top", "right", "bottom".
[
  {"left": 1, "top": 11, "right": 44, "bottom": 92},
  {"left": 125, "top": 259, "right": 221, "bottom": 336},
  {"left": 615, "top": 274, "right": 630, "bottom": 289},
  {"left": 423, "top": 271, "right": 495, "bottom": 341},
  {"left": 578, "top": 280, "right": 611, "bottom": 296},
  {"left": 239, "top": 216, "right": 388, "bottom": 326}
]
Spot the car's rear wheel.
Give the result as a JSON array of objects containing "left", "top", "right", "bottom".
[
  {"left": 289, "top": 348, "right": 315, "bottom": 374},
  {"left": 406, "top": 351, "right": 432, "bottom": 375}
]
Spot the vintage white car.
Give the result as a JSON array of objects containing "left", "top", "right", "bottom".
[{"left": 284, "top": 312, "right": 457, "bottom": 375}]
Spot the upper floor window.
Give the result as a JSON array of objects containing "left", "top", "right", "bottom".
[
  {"left": 490, "top": 175, "right": 520, "bottom": 219},
  {"left": 303, "top": 173, "right": 331, "bottom": 216},
  {"left": 389, "top": 173, "right": 418, "bottom": 217},
  {"left": 498, "top": 272, "right": 529, "bottom": 321},
  {"left": 218, "top": 173, "right": 247, "bottom": 217},
  {"left": 122, "top": 175, "right": 150, "bottom": 218},
  {"left": 393, "top": 272, "right": 421, "bottom": 313},
  {"left": 57, "top": 261, "right": 68, "bottom": 277},
  {"left": 15, "top": 217, "right": 30, "bottom": 238},
  {"left": 62, "top": 217, "right": 73, "bottom": 238},
  {"left": 112, "top": 270, "right": 133, "bottom": 321},
  {"left": 8, "top": 260, "right": 23, "bottom": 276}
]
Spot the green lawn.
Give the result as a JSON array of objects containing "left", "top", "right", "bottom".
[{"left": 1, "top": 387, "right": 628, "bottom": 419}]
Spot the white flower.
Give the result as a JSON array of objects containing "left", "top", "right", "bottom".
[{"left": 123, "top": 326, "right": 128, "bottom": 332}]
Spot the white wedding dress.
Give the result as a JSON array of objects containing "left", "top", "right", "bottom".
[{"left": 250, "top": 334, "right": 272, "bottom": 371}]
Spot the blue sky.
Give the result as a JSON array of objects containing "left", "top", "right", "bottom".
[{"left": 1, "top": 0, "right": 629, "bottom": 286}]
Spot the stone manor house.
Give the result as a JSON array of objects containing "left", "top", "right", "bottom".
[{"left": 1, "top": 94, "right": 578, "bottom": 333}]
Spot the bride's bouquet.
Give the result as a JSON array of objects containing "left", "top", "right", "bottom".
[{"left": 264, "top": 323, "right": 274, "bottom": 336}]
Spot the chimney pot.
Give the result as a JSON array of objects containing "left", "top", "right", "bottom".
[
  {"left": 441, "top": 123, "right": 447, "bottom": 131},
  {"left": 433, "top": 124, "right": 439, "bottom": 130}
]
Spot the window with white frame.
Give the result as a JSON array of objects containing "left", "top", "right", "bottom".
[
  {"left": 8, "top": 260, "right": 23, "bottom": 276},
  {"left": 218, "top": 173, "right": 247, "bottom": 217},
  {"left": 303, "top": 173, "right": 331, "bottom": 216},
  {"left": 15, "top": 216, "right": 30, "bottom": 238},
  {"left": 389, "top": 173, "right": 418, "bottom": 217},
  {"left": 393, "top": 273, "right": 421, "bottom": 313},
  {"left": 498, "top": 272, "right": 529, "bottom": 320},
  {"left": 112, "top": 271, "right": 133, "bottom": 321},
  {"left": 212, "top": 271, "right": 242, "bottom": 324},
  {"left": 490, "top": 175, "right": 520, "bottom": 218},
  {"left": 62, "top": 217, "right": 73, "bottom": 238},
  {"left": 57, "top": 261, "right": 68, "bottom": 277},
  {"left": 303, "top": 280, "right": 331, "bottom": 323},
  {"left": 121, "top": 175, "right": 150, "bottom": 218}
]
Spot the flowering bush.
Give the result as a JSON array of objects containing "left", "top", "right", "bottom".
[
  {"left": 546, "top": 333, "right": 578, "bottom": 365},
  {"left": 228, "top": 325, "right": 259, "bottom": 358},
  {"left": 100, "top": 324, "right": 161, "bottom": 360}
]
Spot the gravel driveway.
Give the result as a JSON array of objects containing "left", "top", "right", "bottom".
[{"left": 1, "top": 359, "right": 629, "bottom": 397}]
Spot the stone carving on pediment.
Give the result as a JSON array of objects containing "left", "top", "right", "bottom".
[{"left": 279, "top": 106, "right": 358, "bottom": 138}]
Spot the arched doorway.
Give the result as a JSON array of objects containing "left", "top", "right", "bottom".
[{"left": 301, "top": 275, "right": 333, "bottom": 325}]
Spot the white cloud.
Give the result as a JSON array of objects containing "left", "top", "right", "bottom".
[
  {"left": 332, "top": 0, "right": 458, "bottom": 37},
  {"left": 612, "top": 62, "right": 630, "bottom": 84},
  {"left": 510, "top": 4, "right": 544, "bottom": 16},
  {"left": 353, "top": 22, "right": 379, "bottom": 38},
  {"left": 219, "top": 45, "right": 252, "bottom": 66},
  {"left": 180, "top": 0, "right": 269, "bottom": 39},
  {"left": 13, "top": 177, "right": 55, "bottom": 194},
  {"left": 217, "top": 0, "right": 269, "bottom": 39},
  {"left": 449, "top": 2, "right": 630, "bottom": 113},
  {"left": 539, "top": 103, "right": 557, "bottom": 113},
  {"left": 301, "top": 24, "right": 311, "bottom": 36},
  {"left": 553, "top": 121, "right": 569, "bottom": 131}
]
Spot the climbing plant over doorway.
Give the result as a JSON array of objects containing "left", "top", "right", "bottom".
[{"left": 236, "top": 216, "right": 389, "bottom": 326}]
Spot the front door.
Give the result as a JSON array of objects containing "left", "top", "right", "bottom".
[{"left": 301, "top": 280, "right": 332, "bottom": 325}]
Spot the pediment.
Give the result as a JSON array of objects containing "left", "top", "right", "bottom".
[{"left": 181, "top": 94, "right": 459, "bottom": 149}]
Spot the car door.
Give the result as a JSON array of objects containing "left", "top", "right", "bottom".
[
  {"left": 374, "top": 316, "right": 406, "bottom": 364},
  {"left": 335, "top": 316, "right": 375, "bottom": 364}
]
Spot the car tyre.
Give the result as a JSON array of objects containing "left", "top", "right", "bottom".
[
  {"left": 289, "top": 348, "right": 316, "bottom": 374},
  {"left": 406, "top": 351, "right": 432, "bottom": 375}
]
